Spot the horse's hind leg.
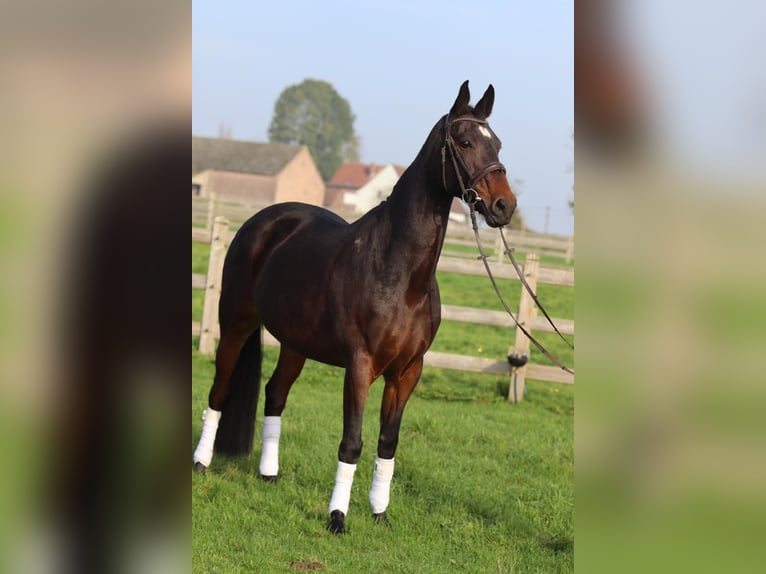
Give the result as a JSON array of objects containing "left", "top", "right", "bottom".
[
  {"left": 259, "top": 346, "right": 306, "bottom": 479},
  {"left": 193, "top": 317, "right": 256, "bottom": 472},
  {"left": 209, "top": 320, "right": 257, "bottom": 409}
]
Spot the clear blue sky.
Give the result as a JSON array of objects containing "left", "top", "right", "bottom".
[{"left": 193, "top": 0, "right": 573, "bottom": 235}]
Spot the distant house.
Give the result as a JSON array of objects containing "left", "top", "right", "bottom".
[
  {"left": 326, "top": 161, "right": 469, "bottom": 224},
  {"left": 342, "top": 164, "right": 402, "bottom": 214},
  {"left": 447, "top": 198, "right": 470, "bottom": 225},
  {"left": 192, "top": 136, "right": 325, "bottom": 206},
  {"left": 325, "top": 162, "right": 406, "bottom": 215}
]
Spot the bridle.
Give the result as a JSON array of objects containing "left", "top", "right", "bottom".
[
  {"left": 440, "top": 113, "right": 575, "bottom": 376},
  {"left": 441, "top": 114, "right": 506, "bottom": 205}
]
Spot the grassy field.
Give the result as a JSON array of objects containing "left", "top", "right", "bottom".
[{"left": 192, "top": 240, "right": 574, "bottom": 572}]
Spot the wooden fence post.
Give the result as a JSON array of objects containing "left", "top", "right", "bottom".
[
  {"left": 507, "top": 253, "right": 540, "bottom": 402},
  {"left": 494, "top": 233, "right": 504, "bottom": 264},
  {"left": 565, "top": 235, "right": 574, "bottom": 264},
  {"left": 205, "top": 191, "right": 218, "bottom": 232},
  {"left": 199, "top": 216, "right": 229, "bottom": 355}
]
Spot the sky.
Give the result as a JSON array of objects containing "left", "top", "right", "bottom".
[{"left": 193, "top": 0, "right": 574, "bottom": 235}]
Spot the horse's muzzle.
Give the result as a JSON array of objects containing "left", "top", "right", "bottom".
[
  {"left": 480, "top": 196, "right": 516, "bottom": 227},
  {"left": 491, "top": 196, "right": 516, "bottom": 225}
]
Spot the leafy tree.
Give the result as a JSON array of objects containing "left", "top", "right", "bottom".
[{"left": 268, "top": 79, "right": 358, "bottom": 181}]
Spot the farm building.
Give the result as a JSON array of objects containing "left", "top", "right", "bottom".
[
  {"left": 192, "top": 136, "right": 325, "bottom": 206},
  {"left": 325, "top": 161, "right": 469, "bottom": 223},
  {"left": 324, "top": 162, "right": 404, "bottom": 215}
]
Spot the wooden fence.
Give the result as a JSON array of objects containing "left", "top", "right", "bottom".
[
  {"left": 192, "top": 216, "right": 574, "bottom": 402},
  {"left": 193, "top": 196, "right": 574, "bottom": 262}
]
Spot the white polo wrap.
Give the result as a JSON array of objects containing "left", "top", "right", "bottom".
[
  {"left": 193, "top": 408, "right": 221, "bottom": 467},
  {"left": 369, "top": 457, "right": 395, "bottom": 514},
  {"left": 328, "top": 461, "right": 357, "bottom": 515},
  {"left": 259, "top": 416, "right": 282, "bottom": 476}
]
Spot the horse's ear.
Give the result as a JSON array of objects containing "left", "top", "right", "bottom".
[
  {"left": 474, "top": 84, "right": 495, "bottom": 119},
  {"left": 450, "top": 80, "right": 471, "bottom": 116}
]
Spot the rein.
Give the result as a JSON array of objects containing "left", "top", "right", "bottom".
[
  {"left": 466, "top": 203, "right": 574, "bottom": 375},
  {"left": 441, "top": 114, "right": 575, "bottom": 376},
  {"left": 499, "top": 229, "right": 574, "bottom": 351}
]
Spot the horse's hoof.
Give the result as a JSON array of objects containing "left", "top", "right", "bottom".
[
  {"left": 373, "top": 511, "right": 390, "bottom": 526},
  {"left": 260, "top": 474, "right": 279, "bottom": 483},
  {"left": 327, "top": 510, "right": 346, "bottom": 535},
  {"left": 193, "top": 462, "right": 207, "bottom": 474}
]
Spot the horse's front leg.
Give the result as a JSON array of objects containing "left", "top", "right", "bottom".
[
  {"left": 369, "top": 359, "right": 423, "bottom": 526},
  {"left": 327, "top": 356, "right": 372, "bottom": 535}
]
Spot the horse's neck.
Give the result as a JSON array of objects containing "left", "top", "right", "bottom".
[{"left": 382, "top": 166, "right": 452, "bottom": 282}]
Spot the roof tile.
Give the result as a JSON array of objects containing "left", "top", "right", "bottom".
[{"left": 192, "top": 136, "right": 303, "bottom": 176}]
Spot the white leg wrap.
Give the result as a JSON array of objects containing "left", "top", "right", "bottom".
[
  {"left": 369, "top": 457, "right": 395, "bottom": 514},
  {"left": 193, "top": 408, "right": 221, "bottom": 467},
  {"left": 328, "top": 461, "right": 357, "bottom": 515},
  {"left": 258, "top": 416, "right": 281, "bottom": 476}
]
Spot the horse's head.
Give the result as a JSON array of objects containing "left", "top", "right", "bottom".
[{"left": 443, "top": 81, "right": 517, "bottom": 227}]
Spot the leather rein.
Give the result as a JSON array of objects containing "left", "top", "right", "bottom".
[{"left": 441, "top": 114, "right": 575, "bottom": 376}]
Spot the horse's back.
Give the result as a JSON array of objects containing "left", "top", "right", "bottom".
[
  {"left": 226, "top": 202, "right": 346, "bottom": 265},
  {"left": 219, "top": 203, "right": 346, "bottom": 313},
  {"left": 236, "top": 202, "right": 346, "bottom": 243}
]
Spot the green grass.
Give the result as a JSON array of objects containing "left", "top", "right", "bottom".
[
  {"left": 192, "top": 238, "right": 573, "bottom": 572},
  {"left": 192, "top": 346, "right": 573, "bottom": 573},
  {"left": 193, "top": 241, "right": 210, "bottom": 275}
]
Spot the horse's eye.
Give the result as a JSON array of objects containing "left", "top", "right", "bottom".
[{"left": 459, "top": 140, "right": 472, "bottom": 149}]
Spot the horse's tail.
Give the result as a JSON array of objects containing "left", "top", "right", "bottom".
[{"left": 214, "top": 327, "right": 262, "bottom": 456}]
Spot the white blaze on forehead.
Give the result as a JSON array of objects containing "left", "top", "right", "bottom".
[{"left": 478, "top": 125, "right": 492, "bottom": 139}]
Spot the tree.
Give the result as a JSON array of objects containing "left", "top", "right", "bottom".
[{"left": 268, "top": 79, "right": 358, "bottom": 181}]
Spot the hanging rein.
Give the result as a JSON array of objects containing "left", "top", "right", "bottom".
[{"left": 441, "top": 115, "right": 575, "bottom": 375}]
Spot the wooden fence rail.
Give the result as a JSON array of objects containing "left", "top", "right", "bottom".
[
  {"left": 192, "top": 216, "right": 574, "bottom": 401},
  {"left": 193, "top": 196, "right": 574, "bottom": 262}
]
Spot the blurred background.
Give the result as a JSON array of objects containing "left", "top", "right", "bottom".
[
  {"left": 0, "top": 1, "right": 189, "bottom": 572},
  {"left": 0, "top": 0, "right": 764, "bottom": 572},
  {"left": 576, "top": 0, "right": 766, "bottom": 572}
]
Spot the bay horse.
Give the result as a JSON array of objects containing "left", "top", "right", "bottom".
[{"left": 193, "top": 81, "right": 516, "bottom": 534}]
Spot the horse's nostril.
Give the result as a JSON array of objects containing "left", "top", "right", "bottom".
[
  {"left": 493, "top": 198, "right": 512, "bottom": 216},
  {"left": 489, "top": 197, "right": 516, "bottom": 224}
]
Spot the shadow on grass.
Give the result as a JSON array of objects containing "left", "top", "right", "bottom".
[
  {"left": 195, "top": 454, "right": 258, "bottom": 477},
  {"left": 540, "top": 534, "right": 573, "bottom": 555},
  {"left": 414, "top": 369, "right": 509, "bottom": 403},
  {"left": 413, "top": 389, "right": 479, "bottom": 402}
]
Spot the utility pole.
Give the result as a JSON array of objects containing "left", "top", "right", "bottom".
[{"left": 544, "top": 205, "right": 550, "bottom": 234}]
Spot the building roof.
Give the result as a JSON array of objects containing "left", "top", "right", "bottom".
[
  {"left": 328, "top": 162, "right": 407, "bottom": 189},
  {"left": 192, "top": 136, "right": 304, "bottom": 176}
]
